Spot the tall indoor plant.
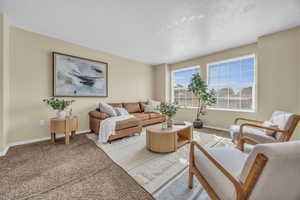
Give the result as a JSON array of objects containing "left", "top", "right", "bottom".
[{"left": 188, "top": 73, "right": 216, "bottom": 128}]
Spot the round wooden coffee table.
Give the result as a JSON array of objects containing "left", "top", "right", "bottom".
[{"left": 146, "top": 122, "right": 193, "bottom": 153}]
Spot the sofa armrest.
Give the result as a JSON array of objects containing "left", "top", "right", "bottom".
[{"left": 89, "top": 110, "right": 110, "bottom": 120}]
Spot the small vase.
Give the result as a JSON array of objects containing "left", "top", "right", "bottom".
[
  {"left": 56, "top": 110, "right": 67, "bottom": 119},
  {"left": 167, "top": 117, "right": 173, "bottom": 128}
]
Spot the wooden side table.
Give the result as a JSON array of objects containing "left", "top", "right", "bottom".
[
  {"left": 146, "top": 122, "right": 193, "bottom": 153},
  {"left": 50, "top": 116, "right": 78, "bottom": 144}
]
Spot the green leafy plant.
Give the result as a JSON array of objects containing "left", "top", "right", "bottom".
[
  {"left": 188, "top": 73, "right": 216, "bottom": 120},
  {"left": 157, "top": 102, "right": 178, "bottom": 118},
  {"left": 43, "top": 97, "right": 75, "bottom": 111}
]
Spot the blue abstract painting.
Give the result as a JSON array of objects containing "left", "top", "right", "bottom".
[{"left": 53, "top": 52, "right": 108, "bottom": 97}]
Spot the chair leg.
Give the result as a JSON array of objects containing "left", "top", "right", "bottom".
[
  {"left": 188, "top": 170, "right": 194, "bottom": 189},
  {"left": 237, "top": 139, "right": 245, "bottom": 152}
]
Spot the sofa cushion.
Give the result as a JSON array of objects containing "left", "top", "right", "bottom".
[
  {"left": 123, "top": 102, "right": 141, "bottom": 113},
  {"left": 109, "top": 103, "right": 123, "bottom": 108},
  {"left": 148, "top": 99, "right": 161, "bottom": 107},
  {"left": 100, "top": 102, "right": 117, "bottom": 116},
  {"left": 148, "top": 112, "right": 163, "bottom": 119},
  {"left": 132, "top": 113, "right": 150, "bottom": 120},
  {"left": 144, "top": 104, "right": 160, "bottom": 113},
  {"left": 115, "top": 118, "right": 140, "bottom": 131},
  {"left": 89, "top": 111, "right": 110, "bottom": 120},
  {"left": 114, "top": 107, "right": 129, "bottom": 116},
  {"left": 139, "top": 102, "right": 148, "bottom": 112}
]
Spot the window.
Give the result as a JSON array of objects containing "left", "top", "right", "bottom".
[
  {"left": 207, "top": 55, "right": 256, "bottom": 112},
  {"left": 172, "top": 66, "right": 200, "bottom": 107}
]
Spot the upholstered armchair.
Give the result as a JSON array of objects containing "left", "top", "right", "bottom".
[
  {"left": 189, "top": 141, "right": 300, "bottom": 200},
  {"left": 230, "top": 111, "right": 300, "bottom": 151}
]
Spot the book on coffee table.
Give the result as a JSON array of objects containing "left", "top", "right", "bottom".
[{"left": 173, "top": 121, "right": 186, "bottom": 126}]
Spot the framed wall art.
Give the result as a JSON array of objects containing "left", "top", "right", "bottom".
[{"left": 53, "top": 52, "right": 108, "bottom": 97}]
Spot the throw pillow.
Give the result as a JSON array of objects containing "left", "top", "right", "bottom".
[
  {"left": 99, "top": 102, "right": 117, "bottom": 117},
  {"left": 262, "top": 120, "right": 279, "bottom": 136},
  {"left": 114, "top": 107, "right": 129, "bottom": 116},
  {"left": 148, "top": 99, "right": 161, "bottom": 107},
  {"left": 144, "top": 104, "right": 160, "bottom": 113}
]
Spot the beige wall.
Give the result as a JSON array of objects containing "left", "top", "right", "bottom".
[
  {"left": 0, "top": 13, "right": 10, "bottom": 153},
  {"left": 8, "top": 27, "right": 154, "bottom": 144},
  {"left": 165, "top": 26, "right": 300, "bottom": 140}
]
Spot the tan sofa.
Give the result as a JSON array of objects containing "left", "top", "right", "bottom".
[{"left": 89, "top": 102, "right": 165, "bottom": 142}]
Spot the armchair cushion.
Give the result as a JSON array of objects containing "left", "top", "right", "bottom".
[
  {"left": 262, "top": 121, "right": 279, "bottom": 136},
  {"left": 270, "top": 111, "right": 295, "bottom": 140},
  {"left": 194, "top": 147, "right": 248, "bottom": 200},
  {"left": 230, "top": 125, "right": 277, "bottom": 143},
  {"left": 239, "top": 141, "right": 300, "bottom": 200},
  {"left": 270, "top": 111, "right": 295, "bottom": 130}
]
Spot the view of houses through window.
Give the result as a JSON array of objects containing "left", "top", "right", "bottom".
[
  {"left": 207, "top": 55, "right": 255, "bottom": 111},
  {"left": 172, "top": 66, "right": 200, "bottom": 107},
  {"left": 172, "top": 55, "right": 255, "bottom": 111}
]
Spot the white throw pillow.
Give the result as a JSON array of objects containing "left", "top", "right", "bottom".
[
  {"left": 144, "top": 104, "right": 160, "bottom": 113},
  {"left": 148, "top": 99, "right": 161, "bottom": 107},
  {"left": 99, "top": 102, "right": 117, "bottom": 117},
  {"left": 262, "top": 120, "right": 279, "bottom": 136},
  {"left": 114, "top": 107, "right": 129, "bottom": 116}
]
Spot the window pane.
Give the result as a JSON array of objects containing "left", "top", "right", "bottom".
[
  {"left": 229, "top": 87, "right": 241, "bottom": 109},
  {"left": 241, "top": 71, "right": 254, "bottom": 83},
  {"left": 216, "top": 87, "right": 228, "bottom": 108},
  {"left": 207, "top": 56, "right": 255, "bottom": 111},
  {"left": 241, "top": 86, "right": 253, "bottom": 110},
  {"left": 172, "top": 66, "right": 200, "bottom": 107},
  {"left": 241, "top": 58, "right": 254, "bottom": 72}
]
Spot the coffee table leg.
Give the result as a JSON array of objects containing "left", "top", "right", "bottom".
[
  {"left": 71, "top": 131, "right": 75, "bottom": 138},
  {"left": 51, "top": 133, "right": 56, "bottom": 143},
  {"left": 65, "top": 132, "right": 70, "bottom": 144}
]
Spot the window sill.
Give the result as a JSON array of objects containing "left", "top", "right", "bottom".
[
  {"left": 178, "top": 106, "right": 256, "bottom": 113},
  {"left": 178, "top": 106, "right": 198, "bottom": 110},
  {"left": 207, "top": 107, "right": 256, "bottom": 113}
]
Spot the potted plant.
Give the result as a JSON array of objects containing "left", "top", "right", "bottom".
[
  {"left": 157, "top": 102, "right": 178, "bottom": 128},
  {"left": 188, "top": 73, "right": 216, "bottom": 128},
  {"left": 43, "top": 97, "right": 75, "bottom": 119}
]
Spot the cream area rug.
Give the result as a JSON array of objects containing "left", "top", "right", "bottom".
[{"left": 86, "top": 124, "right": 234, "bottom": 195}]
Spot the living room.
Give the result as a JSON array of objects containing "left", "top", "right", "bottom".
[{"left": 1, "top": 1, "right": 300, "bottom": 200}]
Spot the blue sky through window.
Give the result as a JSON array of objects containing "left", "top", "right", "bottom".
[
  {"left": 208, "top": 57, "right": 254, "bottom": 86},
  {"left": 173, "top": 67, "right": 200, "bottom": 88}
]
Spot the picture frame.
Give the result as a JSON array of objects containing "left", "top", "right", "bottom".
[{"left": 53, "top": 52, "right": 108, "bottom": 97}]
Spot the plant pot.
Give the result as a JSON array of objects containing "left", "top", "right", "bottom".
[
  {"left": 193, "top": 119, "right": 203, "bottom": 129},
  {"left": 56, "top": 110, "right": 67, "bottom": 119},
  {"left": 167, "top": 117, "right": 173, "bottom": 128}
]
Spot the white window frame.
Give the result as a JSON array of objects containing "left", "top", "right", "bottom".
[
  {"left": 171, "top": 65, "right": 201, "bottom": 109},
  {"left": 206, "top": 54, "right": 257, "bottom": 113}
]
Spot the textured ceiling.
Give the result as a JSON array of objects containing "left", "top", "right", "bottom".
[{"left": 1, "top": 0, "right": 300, "bottom": 65}]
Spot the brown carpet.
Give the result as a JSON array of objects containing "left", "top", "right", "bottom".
[{"left": 0, "top": 134, "right": 154, "bottom": 200}]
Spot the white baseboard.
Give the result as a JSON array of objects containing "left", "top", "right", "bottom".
[
  {"left": 203, "top": 125, "right": 229, "bottom": 132},
  {"left": 0, "top": 130, "right": 90, "bottom": 157},
  {"left": 0, "top": 145, "right": 9, "bottom": 157}
]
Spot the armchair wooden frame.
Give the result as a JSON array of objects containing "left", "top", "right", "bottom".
[
  {"left": 234, "top": 116, "right": 300, "bottom": 151},
  {"left": 189, "top": 141, "right": 268, "bottom": 200}
]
